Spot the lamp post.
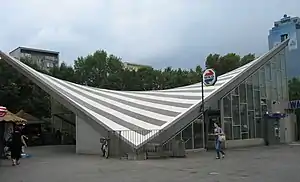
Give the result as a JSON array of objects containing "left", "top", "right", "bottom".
[
  {"left": 202, "top": 69, "right": 217, "bottom": 151},
  {"left": 201, "top": 77, "right": 206, "bottom": 149}
]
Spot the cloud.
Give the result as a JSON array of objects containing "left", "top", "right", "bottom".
[
  {"left": 0, "top": 0, "right": 211, "bottom": 64},
  {"left": 1, "top": 0, "right": 300, "bottom": 68}
]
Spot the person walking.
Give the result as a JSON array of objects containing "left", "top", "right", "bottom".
[
  {"left": 214, "top": 123, "right": 225, "bottom": 159},
  {"left": 11, "top": 125, "right": 24, "bottom": 166}
]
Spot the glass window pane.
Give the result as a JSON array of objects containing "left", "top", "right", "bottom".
[
  {"left": 265, "top": 62, "right": 271, "bottom": 81},
  {"left": 223, "top": 94, "right": 232, "bottom": 117},
  {"left": 233, "top": 126, "right": 241, "bottom": 140},
  {"left": 282, "top": 77, "right": 288, "bottom": 100},
  {"left": 271, "top": 64, "right": 277, "bottom": 88},
  {"left": 248, "top": 111, "right": 255, "bottom": 138},
  {"left": 193, "top": 119, "right": 204, "bottom": 149},
  {"left": 254, "top": 91, "right": 261, "bottom": 117},
  {"left": 272, "top": 88, "right": 278, "bottom": 101},
  {"left": 175, "top": 132, "right": 182, "bottom": 140},
  {"left": 261, "top": 86, "right": 267, "bottom": 98},
  {"left": 266, "top": 81, "right": 272, "bottom": 101},
  {"left": 255, "top": 118, "right": 263, "bottom": 138},
  {"left": 273, "top": 55, "right": 280, "bottom": 70},
  {"left": 232, "top": 95, "right": 240, "bottom": 125},
  {"left": 253, "top": 73, "right": 259, "bottom": 90},
  {"left": 182, "top": 124, "right": 193, "bottom": 149},
  {"left": 259, "top": 67, "right": 266, "bottom": 87},
  {"left": 224, "top": 118, "right": 232, "bottom": 140},
  {"left": 280, "top": 53, "right": 286, "bottom": 71},
  {"left": 277, "top": 55, "right": 281, "bottom": 70},
  {"left": 241, "top": 104, "right": 248, "bottom": 132},
  {"left": 247, "top": 79, "right": 254, "bottom": 110},
  {"left": 232, "top": 87, "right": 239, "bottom": 95},
  {"left": 262, "top": 105, "right": 268, "bottom": 115},
  {"left": 277, "top": 70, "right": 282, "bottom": 99},
  {"left": 239, "top": 83, "right": 247, "bottom": 103}
]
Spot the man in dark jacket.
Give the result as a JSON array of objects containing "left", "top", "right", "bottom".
[{"left": 11, "top": 125, "right": 23, "bottom": 166}]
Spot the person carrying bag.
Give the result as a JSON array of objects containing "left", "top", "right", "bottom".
[{"left": 214, "top": 123, "right": 226, "bottom": 159}]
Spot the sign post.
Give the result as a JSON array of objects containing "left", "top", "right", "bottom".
[{"left": 202, "top": 69, "right": 217, "bottom": 150}]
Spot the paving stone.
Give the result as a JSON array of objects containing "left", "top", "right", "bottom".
[{"left": 0, "top": 145, "right": 299, "bottom": 182}]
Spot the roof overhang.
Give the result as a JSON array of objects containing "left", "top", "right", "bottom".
[
  {"left": 0, "top": 51, "right": 111, "bottom": 145},
  {"left": 0, "top": 39, "right": 289, "bottom": 150}
]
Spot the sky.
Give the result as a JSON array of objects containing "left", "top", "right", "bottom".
[{"left": 1, "top": 0, "right": 300, "bottom": 69}]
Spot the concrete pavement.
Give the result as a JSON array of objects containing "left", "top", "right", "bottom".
[{"left": 0, "top": 145, "right": 299, "bottom": 182}]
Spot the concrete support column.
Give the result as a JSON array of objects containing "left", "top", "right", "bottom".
[{"left": 76, "top": 116, "right": 103, "bottom": 154}]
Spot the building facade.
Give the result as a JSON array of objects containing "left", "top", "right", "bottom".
[
  {"left": 175, "top": 45, "right": 292, "bottom": 150},
  {"left": 123, "top": 62, "right": 152, "bottom": 72},
  {"left": 0, "top": 40, "right": 296, "bottom": 157},
  {"left": 9, "top": 47, "right": 59, "bottom": 71},
  {"left": 268, "top": 14, "right": 300, "bottom": 78}
]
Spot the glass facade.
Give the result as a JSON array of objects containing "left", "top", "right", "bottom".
[
  {"left": 221, "top": 49, "right": 288, "bottom": 140},
  {"left": 176, "top": 118, "right": 205, "bottom": 150},
  {"left": 173, "top": 49, "right": 288, "bottom": 150}
]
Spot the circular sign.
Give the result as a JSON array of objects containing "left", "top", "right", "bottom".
[
  {"left": 203, "top": 69, "right": 217, "bottom": 86},
  {"left": 0, "top": 106, "right": 7, "bottom": 121}
]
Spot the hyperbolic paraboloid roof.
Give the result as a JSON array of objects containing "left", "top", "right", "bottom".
[{"left": 0, "top": 41, "right": 288, "bottom": 148}]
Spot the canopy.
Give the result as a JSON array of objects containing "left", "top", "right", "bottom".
[
  {"left": 1, "top": 110, "right": 27, "bottom": 124},
  {"left": 16, "top": 110, "right": 42, "bottom": 124}
]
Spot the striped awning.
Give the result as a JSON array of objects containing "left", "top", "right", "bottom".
[
  {"left": 1, "top": 110, "right": 27, "bottom": 124},
  {"left": 0, "top": 52, "right": 260, "bottom": 146}
]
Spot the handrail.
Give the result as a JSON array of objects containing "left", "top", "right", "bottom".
[{"left": 161, "top": 112, "right": 204, "bottom": 146}]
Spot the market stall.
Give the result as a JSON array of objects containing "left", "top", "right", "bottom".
[
  {"left": 16, "top": 110, "right": 44, "bottom": 146},
  {"left": 0, "top": 106, "right": 8, "bottom": 159},
  {"left": 0, "top": 109, "right": 27, "bottom": 159}
]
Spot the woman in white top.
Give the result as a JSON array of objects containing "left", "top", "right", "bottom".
[{"left": 214, "top": 123, "right": 225, "bottom": 159}]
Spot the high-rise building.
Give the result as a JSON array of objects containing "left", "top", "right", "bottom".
[
  {"left": 268, "top": 14, "right": 300, "bottom": 78},
  {"left": 9, "top": 46, "right": 59, "bottom": 71}
]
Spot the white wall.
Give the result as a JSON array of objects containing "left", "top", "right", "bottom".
[
  {"left": 281, "top": 113, "right": 297, "bottom": 143},
  {"left": 272, "top": 101, "right": 296, "bottom": 143},
  {"left": 76, "top": 116, "right": 103, "bottom": 154}
]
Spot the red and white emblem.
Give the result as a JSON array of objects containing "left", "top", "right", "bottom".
[{"left": 0, "top": 106, "right": 7, "bottom": 121}]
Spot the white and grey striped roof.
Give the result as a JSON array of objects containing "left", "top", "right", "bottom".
[{"left": 0, "top": 52, "right": 262, "bottom": 147}]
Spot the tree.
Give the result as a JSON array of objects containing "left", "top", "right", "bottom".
[
  {"left": 218, "top": 53, "right": 240, "bottom": 75},
  {"left": 288, "top": 77, "right": 300, "bottom": 140},
  {"left": 205, "top": 54, "right": 220, "bottom": 73},
  {"left": 74, "top": 50, "right": 124, "bottom": 88},
  {"left": 205, "top": 53, "right": 240, "bottom": 76},
  {"left": 240, "top": 53, "right": 255, "bottom": 66},
  {"left": 288, "top": 77, "right": 300, "bottom": 100},
  {"left": 0, "top": 59, "right": 51, "bottom": 118},
  {"left": 49, "top": 62, "right": 76, "bottom": 82}
]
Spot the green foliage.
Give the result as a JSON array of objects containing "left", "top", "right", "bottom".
[
  {"left": 0, "top": 49, "right": 259, "bottom": 119},
  {"left": 205, "top": 53, "right": 255, "bottom": 76},
  {"left": 288, "top": 78, "right": 300, "bottom": 100},
  {"left": 240, "top": 53, "right": 255, "bottom": 66},
  {"left": 0, "top": 59, "right": 50, "bottom": 118},
  {"left": 288, "top": 77, "right": 300, "bottom": 126}
]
